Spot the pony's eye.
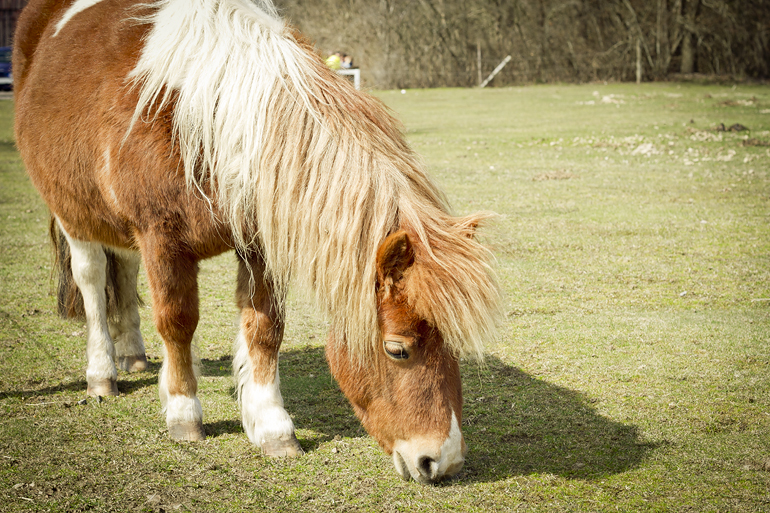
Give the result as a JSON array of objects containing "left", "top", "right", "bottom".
[{"left": 384, "top": 341, "right": 409, "bottom": 360}]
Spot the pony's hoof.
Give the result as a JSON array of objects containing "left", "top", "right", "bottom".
[
  {"left": 168, "top": 421, "right": 206, "bottom": 441},
  {"left": 87, "top": 379, "right": 119, "bottom": 397},
  {"left": 261, "top": 434, "right": 304, "bottom": 457},
  {"left": 117, "top": 354, "right": 148, "bottom": 372}
]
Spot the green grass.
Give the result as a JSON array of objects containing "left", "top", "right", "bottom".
[{"left": 1, "top": 83, "right": 769, "bottom": 511}]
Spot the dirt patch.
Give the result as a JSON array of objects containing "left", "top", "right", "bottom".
[
  {"left": 533, "top": 170, "right": 578, "bottom": 181},
  {"left": 742, "top": 138, "right": 770, "bottom": 147},
  {"left": 715, "top": 123, "right": 749, "bottom": 132},
  {"left": 718, "top": 97, "right": 757, "bottom": 107}
]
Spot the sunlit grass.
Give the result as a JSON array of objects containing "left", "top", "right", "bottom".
[{"left": 1, "top": 83, "right": 769, "bottom": 511}]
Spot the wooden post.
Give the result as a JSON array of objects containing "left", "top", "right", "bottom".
[{"left": 480, "top": 55, "right": 512, "bottom": 88}]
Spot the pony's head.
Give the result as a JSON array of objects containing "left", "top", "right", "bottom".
[{"left": 327, "top": 222, "right": 494, "bottom": 483}]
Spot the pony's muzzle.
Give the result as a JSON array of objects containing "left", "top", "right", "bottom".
[{"left": 391, "top": 412, "right": 466, "bottom": 484}]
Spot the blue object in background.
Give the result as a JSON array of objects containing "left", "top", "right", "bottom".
[{"left": 0, "top": 47, "right": 12, "bottom": 90}]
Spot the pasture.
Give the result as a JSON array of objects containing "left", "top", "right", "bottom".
[{"left": 1, "top": 82, "right": 769, "bottom": 511}]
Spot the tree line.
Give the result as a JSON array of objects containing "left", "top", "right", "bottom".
[{"left": 276, "top": 0, "right": 770, "bottom": 88}]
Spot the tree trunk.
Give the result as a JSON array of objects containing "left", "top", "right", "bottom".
[
  {"left": 636, "top": 37, "right": 642, "bottom": 83},
  {"left": 477, "top": 42, "right": 482, "bottom": 86},
  {"left": 656, "top": 0, "right": 671, "bottom": 75},
  {"left": 681, "top": 33, "right": 695, "bottom": 72},
  {"left": 680, "top": 0, "right": 701, "bottom": 73}
]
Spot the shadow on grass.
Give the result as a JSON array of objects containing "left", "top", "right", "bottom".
[
  {"left": 279, "top": 346, "right": 365, "bottom": 448},
  {"left": 199, "top": 356, "right": 233, "bottom": 377},
  {"left": 275, "top": 346, "right": 654, "bottom": 482},
  {"left": 0, "top": 379, "right": 94, "bottom": 399},
  {"left": 0, "top": 344, "right": 654, "bottom": 482},
  {"left": 0, "top": 139, "right": 17, "bottom": 153},
  {"left": 459, "top": 357, "right": 655, "bottom": 482},
  {"left": 0, "top": 374, "right": 162, "bottom": 399},
  {"left": 0, "top": 357, "right": 234, "bottom": 400},
  {"left": 205, "top": 419, "right": 244, "bottom": 437}
]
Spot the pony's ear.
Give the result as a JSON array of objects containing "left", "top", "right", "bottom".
[
  {"left": 459, "top": 219, "right": 479, "bottom": 240},
  {"left": 462, "top": 219, "right": 479, "bottom": 239},
  {"left": 458, "top": 212, "right": 495, "bottom": 240},
  {"left": 376, "top": 230, "right": 414, "bottom": 286}
]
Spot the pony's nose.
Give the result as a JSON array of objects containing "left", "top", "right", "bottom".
[
  {"left": 391, "top": 411, "right": 466, "bottom": 484},
  {"left": 417, "top": 455, "right": 440, "bottom": 482},
  {"left": 393, "top": 446, "right": 465, "bottom": 484}
]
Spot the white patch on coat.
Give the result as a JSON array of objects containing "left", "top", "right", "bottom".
[{"left": 53, "top": 0, "right": 106, "bottom": 37}]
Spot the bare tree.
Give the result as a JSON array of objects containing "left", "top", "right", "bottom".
[
  {"left": 680, "top": 0, "right": 701, "bottom": 72},
  {"left": 275, "top": 0, "right": 769, "bottom": 88}
]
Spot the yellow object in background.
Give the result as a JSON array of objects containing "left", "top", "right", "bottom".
[{"left": 325, "top": 54, "right": 341, "bottom": 70}]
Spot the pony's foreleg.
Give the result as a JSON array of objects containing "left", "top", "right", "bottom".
[
  {"left": 108, "top": 249, "right": 148, "bottom": 373},
  {"left": 233, "top": 256, "right": 303, "bottom": 457},
  {"left": 142, "top": 243, "right": 204, "bottom": 441},
  {"left": 60, "top": 226, "right": 118, "bottom": 396}
]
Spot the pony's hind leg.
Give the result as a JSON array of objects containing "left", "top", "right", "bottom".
[
  {"left": 233, "top": 255, "right": 303, "bottom": 457},
  {"left": 107, "top": 249, "right": 148, "bottom": 373},
  {"left": 60, "top": 225, "right": 118, "bottom": 396}
]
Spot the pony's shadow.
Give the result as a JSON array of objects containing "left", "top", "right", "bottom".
[
  {"left": 458, "top": 358, "right": 656, "bottom": 482},
  {"left": 283, "top": 349, "right": 367, "bottom": 444},
  {"left": 120, "top": 357, "right": 230, "bottom": 395},
  {"left": 273, "top": 346, "right": 654, "bottom": 482},
  {"left": 0, "top": 357, "right": 224, "bottom": 399},
  {"left": 0, "top": 379, "right": 97, "bottom": 400},
  {"left": 3, "top": 344, "right": 654, "bottom": 481},
  {"left": 0, "top": 360, "right": 163, "bottom": 400}
]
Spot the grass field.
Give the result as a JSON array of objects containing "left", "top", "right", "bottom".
[{"left": 1, "top": 82, "right": 769, "bottom": 512}]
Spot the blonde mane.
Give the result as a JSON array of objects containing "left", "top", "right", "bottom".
[{"left": 129, "top": 0, "right": 500, "bottom": 359}]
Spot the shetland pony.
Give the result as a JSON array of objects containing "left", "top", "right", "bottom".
[{"left": 14, "top": 0, "right": 500, "bottom": 484}]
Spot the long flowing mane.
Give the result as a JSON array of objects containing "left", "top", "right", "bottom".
[{"left": 129, "top": 0, "right": 500, "bottom": 359}]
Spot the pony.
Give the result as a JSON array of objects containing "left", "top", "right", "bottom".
[{"left": 13, "top": 0, "right": 500, "bottom": 484}]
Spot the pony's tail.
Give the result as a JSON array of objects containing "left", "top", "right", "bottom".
[{"left": 49, "top": 217, "right": 125, "bottom": 321}]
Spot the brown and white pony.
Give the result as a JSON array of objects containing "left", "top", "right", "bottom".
[{"left": 14, "top": 0, "right": 500, "bottom": 484}]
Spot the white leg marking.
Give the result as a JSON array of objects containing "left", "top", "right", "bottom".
[
  {"left": 233, "top": 330, "right": 295, "bottom": 446},
  {"left": 158, "top": 343, "right": 202, "bottom": 426},
  {"left": 53, "top": 0, "right": 107, "bottom": 37},
  {"left": 61, "top": 223, "right": 117, "bottom": 388},
  {"left": 392, "top": 411, "right": 466, "bottom": 484}
]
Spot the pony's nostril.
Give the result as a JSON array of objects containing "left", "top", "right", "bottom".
[{"left": 417, "top": 455, "right": 438, "bottom": 480}]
